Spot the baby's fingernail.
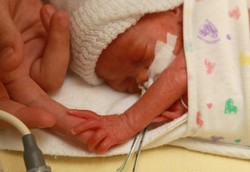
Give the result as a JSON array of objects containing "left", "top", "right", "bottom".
[
  {"left": 68, "top": 109, "right": 77, "bottom": 114},
  {"left": 71, "top": 129, "right": 78, "bottom": 135}
]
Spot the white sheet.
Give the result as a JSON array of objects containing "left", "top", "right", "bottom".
[{"left": 2, "top": 70, "right": 250, "bottom": 159}]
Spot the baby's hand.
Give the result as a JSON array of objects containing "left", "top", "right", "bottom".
[
  {"left": 68, "top": 110, "right": 137, "bottom": 153},
  {"left": 153, "top": 99, "right": 187, "bottom": 123}
]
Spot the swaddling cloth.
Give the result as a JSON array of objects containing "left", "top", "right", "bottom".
[
  {"left": 184, "top": 0, "right": 250, "bottom": 146},
  {"left": 139, "top": 0, "right": 250, "bottom": 159}
]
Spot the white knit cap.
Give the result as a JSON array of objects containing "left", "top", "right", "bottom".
[{"left": 50, "top": 0, "right": 184, "bottom": 85}]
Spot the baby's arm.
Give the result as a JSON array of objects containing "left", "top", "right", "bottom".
[
  {"left": 1, "top": 4, "right": 93, "bottom": 146},
  {"left": 69, "top": 49, "right": 187, "bottom": 153}
]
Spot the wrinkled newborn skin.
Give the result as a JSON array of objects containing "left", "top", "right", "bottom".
[{"left": 69, "top": 6, "right": 188, "bottom": 153}]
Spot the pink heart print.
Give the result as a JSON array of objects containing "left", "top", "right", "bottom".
[
  {"left": 204, "top": 59, "right": 215, "bottom": 75},
  {"left": 229, "top": 6, "right": 241, "bottom": 20},
  {"left": 196, "top": 111, "right": 204, "bottom": 127},
  {"left": 207, "top": 103, "right": 213, "bottom": 109}
]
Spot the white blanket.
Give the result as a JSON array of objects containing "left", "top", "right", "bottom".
[{"left": 2, "top": 72, "right": 250, "bottom": 159}]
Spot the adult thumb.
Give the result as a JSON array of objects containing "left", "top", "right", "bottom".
[{"left": 0, "top": 1, "right": 24, "bottom": 72}]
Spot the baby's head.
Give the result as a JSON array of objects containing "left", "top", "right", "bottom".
[
  {"left": 51, "top": 0, "right": 184, "bottom": 92},
  {"left": 96, "top": 8, "right": 183, "bottom": 93}
]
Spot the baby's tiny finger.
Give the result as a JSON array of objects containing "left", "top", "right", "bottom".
[
  {"left": 71, "top": 120, "right": 101, "bottom": 135},
  {"left": 88, "top": 129, "right": 107, "bottom": 152},
  {"left": 96, "top": 138, "right": 114, "bottom": 154},
  {"left": 68, "top": 109, "right": 100, "bottom": 119}
]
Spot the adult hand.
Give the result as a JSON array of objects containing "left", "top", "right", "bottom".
[{"left": 0, "top": 0, "right": 70, "bottom": 128}]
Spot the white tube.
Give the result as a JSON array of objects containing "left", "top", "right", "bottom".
[{"left": 0, "top": 110, "right": 31, "bottom": 135}]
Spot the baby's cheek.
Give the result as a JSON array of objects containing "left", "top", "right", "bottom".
[{"left": 105, "top": 80, "right": 125, "bottom": 92}]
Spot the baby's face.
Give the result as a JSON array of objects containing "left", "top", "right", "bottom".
[{"left": 96, "top": 7, "right": 183, "bottom": 93}]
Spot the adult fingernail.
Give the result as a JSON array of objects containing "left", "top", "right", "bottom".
[
  {"left": 57, "top": 16, "right": 69, "bottom": 29},
  {"left": 45, "top": 5, "right": 55, "bottom": 17},
  {"left": 0, "top": 47, "right": 14, "bottom": 59}
]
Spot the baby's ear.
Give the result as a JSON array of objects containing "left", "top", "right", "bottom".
[{"left": 171, "top": 6, "right": 183, "bottom": 20}]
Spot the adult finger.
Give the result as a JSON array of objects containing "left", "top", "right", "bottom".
[
  {"left": 0, "top": 98, "right": 56, "bottom": 128},
  {"left": 31, "top": 11, "right": 70, "bottom": 91},
  {"left": 0, "top": 83, "right": 55, "bottom": 128},
  {"left": 0, "top": 1, "right": 24, "bottom": 72}
]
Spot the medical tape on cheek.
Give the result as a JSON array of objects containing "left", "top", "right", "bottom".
[{"left": 139, "top": 32, "right": 177, "bottom": 95}]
